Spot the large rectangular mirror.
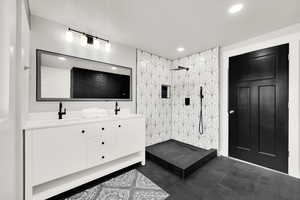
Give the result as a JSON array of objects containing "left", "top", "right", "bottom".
[{"left": 36, "top": 50, "right": 132, "bottom": 101}]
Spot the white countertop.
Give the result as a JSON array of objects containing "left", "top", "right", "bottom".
[{"left": 24, "top": 113, "right": 144, "bottom": 130}]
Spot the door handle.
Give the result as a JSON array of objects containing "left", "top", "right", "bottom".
[{"left": 229, "top": 110, "right": 235, "bottom": 114}]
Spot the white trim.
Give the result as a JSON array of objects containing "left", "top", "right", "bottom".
[
  {"left": 23, "top": 0, "right": 31, "bottom": 28},
  {"left": 220, "top": 30, "right": 300, "bottom": 179}
]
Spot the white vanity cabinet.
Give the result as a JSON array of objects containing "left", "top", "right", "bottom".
[{"left": 24, "top": 115, "right": 145, "bottom": 200}]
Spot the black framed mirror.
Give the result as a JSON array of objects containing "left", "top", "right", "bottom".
[{"left": 36, "top": 49, "right": 132, "bottom": 101}]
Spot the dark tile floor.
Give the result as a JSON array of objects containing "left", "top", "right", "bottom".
[
  {"left": 50, "top": 156, "right": 300, "bottom": 200},
  {"left": 138, "top": 156, "right": 300, "bottom": 200}
]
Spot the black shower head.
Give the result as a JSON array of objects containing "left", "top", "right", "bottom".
[{"left": 171, "top": 66, "right": 189, "bottom": 71}]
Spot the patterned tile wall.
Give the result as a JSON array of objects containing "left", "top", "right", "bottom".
[
  {"left": 171, "top": 48, "right": 219, "bottom": 149},
  {"left": 137, "top": 48, "right": 219, "bottom": 149},
  {"left": 136, "top": 50, "right": 173, "bottom": 146}
]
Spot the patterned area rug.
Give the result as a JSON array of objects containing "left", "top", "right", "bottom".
[{"left": 65, "top": 170, "right": 169, "bottom": 200}]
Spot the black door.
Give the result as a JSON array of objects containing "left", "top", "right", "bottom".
[{"left": 229, "top": 44, "right": 289, "bottom": 173}]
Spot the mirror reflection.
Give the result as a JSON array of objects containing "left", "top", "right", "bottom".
[{"left": 37, "top": 50, "right": 132, "bottom": 101}]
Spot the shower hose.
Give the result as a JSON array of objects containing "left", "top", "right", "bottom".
[{"left": 199, "top": 87, "right": 204, "bottom": 135}]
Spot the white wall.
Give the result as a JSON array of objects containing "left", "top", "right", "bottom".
[
  {"left": 0, "top": 1, "right": 11, "bottom": 118},
  {"left": 0, "top": 0, "right": 30, "bottom": 199},
  {"left": 0, "top": 0, "right": 17, "bottom": 199},
  {"left": 21, "top": 1, "right": 31, "bottom": 124},
  {"left": 220, "top": 23, "right": 300, "bottom": 178},
  {"left": 29, "top": 15, "right": 137, "bottom": 113}
]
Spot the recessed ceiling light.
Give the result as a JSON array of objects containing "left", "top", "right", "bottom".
[
  {"left": 228, "top": 3, "right": 244, "bottom": 14},
  {"left": 177, "top": 47, "right": 185, "bottom": 52},
  {"left": 58, "top": 57, "right": 66, "bottom": 61},
  {"left": 111, "top": 66, "right": 117, "bottom": 70}
]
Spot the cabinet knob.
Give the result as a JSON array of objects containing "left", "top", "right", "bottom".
[
  {"left": 102, "top": 156, "right": 105, "bottom": 159},
  {"left": 81, "top": 130, "right": 85, "bottom": 134},
  {"left": 102, "top": 142, "right": 105, "bottom": 145},
  {"left": 101, "top": 127, "right": 105, "bottom": 131},
  {"left": 118, "top": 125, "right": 121, "bottom": 128}
]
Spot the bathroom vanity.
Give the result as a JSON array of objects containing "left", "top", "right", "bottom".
[{"left": 23, "top": 114, "right": 145, "bottom": 200}]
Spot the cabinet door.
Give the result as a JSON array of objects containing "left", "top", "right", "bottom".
[
  {"left": 114, "top": 118, "right": 145, "bottom": 158},
  {"left": 31, "top": 125, "right": 87, "bottom": 186},
  {"left": 86, "top": 122, "right": 116, "bottom": 168}
]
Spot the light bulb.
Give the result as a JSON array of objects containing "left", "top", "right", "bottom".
[
  {"left": 177, "top": 47, "right": 185, "bottom": 52},
  {"left": 94, "top": 39, "right": 100, "bottom": 49},
  {"left": 65, "top": 30, "right": 73, "bottom": 42},
  {"left": 229, "top": 4, "right": 244, "bottom": 14},
  {"left": 58, "top": 57, "right": 66, "bottom": 61},
  {"left": 80, "top": 35, "right": 87, "bottom": 47},
  {"left": 105, "top": 42, "right": 111, "bottom": 52}
]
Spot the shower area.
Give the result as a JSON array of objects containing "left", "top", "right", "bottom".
[{"left": 136, "top": 48, "right": 219, "bottom": 177}]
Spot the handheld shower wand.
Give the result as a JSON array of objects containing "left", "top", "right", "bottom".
[
  {"left": 200, "top": 86, "right": 204, "bottom": 99},
  {"left": 199, "top": 86, "right": 204, "bottom": 135}
]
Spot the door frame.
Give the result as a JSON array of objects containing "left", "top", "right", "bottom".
[{"left": 220, "top": 33, "right": 300, "bottom": 178}]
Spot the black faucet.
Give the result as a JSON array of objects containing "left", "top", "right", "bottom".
[
  {"left": 114, "top": 101, "right": 120, "bottom": 115},
  {"left": 58, "top": 102, "right": 66, "bottom": 120}
]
